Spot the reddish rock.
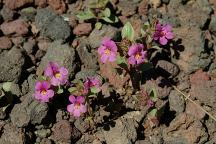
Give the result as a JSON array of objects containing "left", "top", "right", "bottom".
[
  {"left": 73, "top": 23, "right": 92, "bottom": 36},
  {"left": 68, "top": 15, "right": 78, "bottom": 28},
  {"left": 190, "top": 79, "right": 216, "bottom": 108},
  {"left": 11, "top": 36, "right": 25, "bottom": 46},
  {"left": 0, "top": 19, "right": 29, "bottom": 36},
  {"left": 164, "top": 113, "right": 208, "bottom": 144},
  {"left": 138, "top": 0, "right": 148, "bottom": 17},
  {"left": 0, "top": 123, "right": 27, "bottom": 143},
  {"left": 99, "top": 61, "right": 130, "bottom": 89},
  {"left": 51, "top": 120, "right": 72, "bottom": 144},
  {"left": 190, "top": 69, "right": 210, "bottom": 85},
  {"left": 34, "top": 0, "right": 47, "bottom": 7},
  {"left": 0, "top": 37, "right": 12, "bottom": 49},
  {"left": 185, "top": 101, "right": 205, "bottom": 120},
  {"left": 48, "top": 0, "right": 66, "bottom": 14},
  {"left": 5, "top": 0, "right": 33, "bottom": 10}
]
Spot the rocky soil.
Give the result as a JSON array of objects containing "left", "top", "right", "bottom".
[{"left": 0, "top": 0, "right": 216, "bottom": 144}]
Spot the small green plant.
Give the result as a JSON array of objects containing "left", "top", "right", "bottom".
[
  {"left": 0, "top": 82, "right": 14, "bottom": 112},
  {"left": 76, "top": 0, "right": 118, "bottom": 29}
]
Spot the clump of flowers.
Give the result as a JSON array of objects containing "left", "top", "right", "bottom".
[
  {"left": 97, "top": 19, "right": 174, "bottom": 127},
  {"left": 44, "top": 62, "right": 68, "bottom": 86},
  {"left": 98, "top": 38, "right": 118, "bottom": 63},
  {"left": 34, "top": 81, "right": 54, "bottom": 102},
  {"left": 67, "top": 95, "right": 87, "bottom": 117},
  {"left": 34, "top": 62, "right": 104, "bottom": 118},
  {"left": 128, "top": 44, "right": 147, "bottom": 65},
  {"left": 153, "top": 22, "right": 174, "bottom": 45}
]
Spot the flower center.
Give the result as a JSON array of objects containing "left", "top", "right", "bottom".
[
  {"left": 160, "top": 31, "right": 165, "bottom": 36},
  {"left": 74, "top": 103, "right": 81, "bottom": 109},
  {"left": 41, "top": 90, "right": 47, "bottom": 96},
  {"left": 104, "top": 48, "right": 111, "bottom": 55},
  {"left": 135, "top": 53, "right": 141, "bottom": 60},
  {"left": 55, "top": 73, "right": 61, "bottom": 78}
]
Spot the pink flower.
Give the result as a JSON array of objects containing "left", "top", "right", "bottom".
[
  {"left": 128, "top": 44, "right": 147, "bottom": 65},
  {"left": 83, "top": 77, "right": 101, "bottom": 94},
  {"left": 44, "top": 62, "right": 68, "bottom": 86},
  {"left": 147, "top": 99, "right": 154, "bottom": 108},
  {"left": 67, "top": 95, "right": 87, "bottom": 118},
  {"left": 153, "top": 23, "right": 174, "bottom": 45},
  {"left": 34, "top": 81, "right": 54, "bottom": 102},
  {"left": 98, "top": 38, "right": 117, "bottom": 63}
]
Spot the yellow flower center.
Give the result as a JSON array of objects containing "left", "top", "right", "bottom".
[
  {"left": 105, "top": 48, "right": 111, "bottom": 55},
  {"left": 55, "top": 73, "right": 61, "bottom": 78},
  {"left": 41, "top": 90, "right": 47, "bottom": 96},
  {"left": 74, "top": 103, "right": 80, "bottom": 109},
  {"left": 135, "top": 53, "right": 141, "bottom": 59}
]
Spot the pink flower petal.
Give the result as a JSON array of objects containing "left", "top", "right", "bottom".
[
  {"left": 108, "top": 52, "right": 117, "bottom": 62},
  {"left": 69, "top": 95, "right": 76, "bottom": 103},
  {"left": 165, "top": 32, "right": 174, "bottom": 39},
  {"left": 50, "top": 77, "right": 60, "bottom": 86},
  {"left": 73, "top": 109, "right": 81, "bottom": 117},
  {"left": 80, "top": 104, "right": 87, "bottom": 113},
  {"left": 128, "top": 56, "right": 136, "bottom": 65},
  {"left": 46, "top": 90, "right": 54, "bottom": 98},
  {"left": 76, "top": 96, "right": 85, "bottom": 103},
  {"left": 67, "top": 104, "right": 74, "bottom": 113},
  {"left": 101, "top": 54, "right": 109, "bottom": 63},
  {"left": 98, "top": 46, "right": 106, "bottom": 55},
  {"left": 35, "top": 81, "right": 42, "bottom": 91},
  {"left": 159, "top": 36, "right": 168, "bottom": 45},
  {"left": 41, "top": 81, "right": 50, "bottom": 90},
  {"left": 59, "top": 67, "right": 68, "bottom": 76},
  {"left": 163, "top": 24, "right": 172, "bottom": 32}
]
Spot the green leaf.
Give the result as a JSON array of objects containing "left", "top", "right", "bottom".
[
  {"left": 88, "top": 0, "right": 109, "bottom": 8},
  {"left": 2, "top": 104, "right": 10, "bottom": 112},
  {"left": 76, "top": 9, "right": 95, "bottom": 21},
  {"left": 116, "top": 55, "right": 128, "bottom": 69},
  {"left": 88, "top": 94, "right": 97, "bottom": 98},
  {"left": 101, "top": 15, "right": 118, "bottom": 23},
  {"left": 2, "top": 82, "right": 12, "bottom": 92},
  {"left": 148, "top": 108, "right": 157, "bottom": 117},
  {"left": 0, "top": 90, "right": 5, "bottom": 99},
  {"left": 95, "top": 22, "right": 102, "bottom": 29},
  {"left": 68, "top": 87, "right": 77, "bottom": 93},
  {"left": 121, "top": 22, "right": 135, "bottom": 41},
  {"left": 90, "top": 87, "right": 100, "bottom": 94},
  {"left": 149, "top": 88, "right": 157, "bottom": 102},
  {"left": 57, "top": 86, "right": 64, "bottom": 94},
  {"left": 102, "top": 8, "right": 111, "bottom": 17}
]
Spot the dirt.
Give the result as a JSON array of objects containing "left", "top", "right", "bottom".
[{"left": 0, "top": 0, "right": 216, "bottom": 144}]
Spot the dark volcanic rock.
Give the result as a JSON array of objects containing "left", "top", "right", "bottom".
[
  {"left": 50, "top": 120, "right": 72, "bottom": 144},
  {"left": 156, "top": 60, "right": 180, "bottom": 78},
  {"left": 88, "top": 25, "right": 119, "bottom": 49},
  {"left": 37, "top": 40, "right": 76, "bottom": 78},
  {"left": 0, "top": 47, "right": 25, "bottom": 83},
  {"left": 35, "top": 8, "right": 71, "bottom": 40},
  {"left": 10, "top": 92, "right": 49, "bottom": 127},
  {"left": 0, "top": 123, "right": 29, "bottom": 144},
  {"left": 76, "top": 39, "right": 98, "bottom": 69}
]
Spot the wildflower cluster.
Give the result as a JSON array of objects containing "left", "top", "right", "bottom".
[
  {"left": 34, "top": 62, "right": 102, "bottom": 118},
  {"left": 34, "top": 62, "right": 68, "bottom": 102},
  {"left": 97, "top": 20, "right": 174, "bottom": 126},
  {"left": 98, "top": 21, "right": 174, "bottom": 67}
]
